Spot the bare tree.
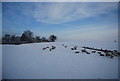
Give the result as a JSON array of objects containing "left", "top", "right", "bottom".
[{"left": 49, "top": 35, "right": 57, "bottom": 42}]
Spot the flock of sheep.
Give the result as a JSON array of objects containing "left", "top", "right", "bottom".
[{"left": 42, "top": 44, "right": 120, "bottom": 59}]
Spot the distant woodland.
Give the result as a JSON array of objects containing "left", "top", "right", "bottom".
[{"left": 2, "top": 30, "right": 57, "bottom": 45}]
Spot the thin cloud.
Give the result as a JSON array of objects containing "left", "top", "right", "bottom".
[
  {"left": 31, "top": 2, "right": 117, "bottom": 24},
  {"left": 56, "top": 23, "right": 118, "bottom": 41}
]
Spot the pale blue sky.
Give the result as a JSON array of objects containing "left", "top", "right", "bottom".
[{"left": 2, "top": 2, "right": 118, "bottom": 41}]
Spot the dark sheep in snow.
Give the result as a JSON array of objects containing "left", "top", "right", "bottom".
[
  {"left": 81, "top": 49, "right": 87, "bottom": 53},
  {"left": 51, "top": 46, "right": 56, "bottom": 50},
  {"left": 75, "top": 51, "right": 80, "bottom": 54},
  {"left": 43, "top": 48, "right": 47, "bottom": 50},
  {"left": 86, "top": 51, "right": 90, "bottom": 54},
  {"left": 71, "top": 48, "right": 74, "bottom": 50},
  {"left": 50, "top": 48, "right": 52, "bottom": 51},
  {"left": 92, "top": 51, "right": 96, "bottom": 53},
  {"left": 64, "top": 46, "right": 67, "bottom": 48}
]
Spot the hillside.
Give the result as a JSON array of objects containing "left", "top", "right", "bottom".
[{"left": 2, "top": 41, "right": 118, "bottom": 79}]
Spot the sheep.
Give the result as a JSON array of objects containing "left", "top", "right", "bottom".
[
  {"left": 105, "top": 53, "right": 111, "bottom": 56},
  {"left": 81, "top": 49, "right": 87, "bottom": 53},
  {"left": 86, "top": 51, "right": 90, "bottom": 54},
  {"left": 49, "top": 48, "right": 52, "bottom": 51},
  {"left": 106, "top": 52, "right": 114, "bottom": 58},
  {"left": 64, "top": 46, "right": 67, "bottom": 48},
  {"left": 81, "top": 49, "right": 90, "bottom": 54},
  {"left": 100, "top": 54, "right": 104, "bottom": 56},
  {"left": 98, "top": 52, "right": 102, "bottom": 54},
  {"left": 75, "top": 51, "right": 80, "bottom": 54},
  {"left": 73, "top": 46, "right": 77, "bottom": 50},
  {"left": 99, "top": 54, "right": 104, "bottom": 56},
  {"left": 71, "top": 46, "right": 77, "bottom": 50},
  {"left": 110, "top": 55, "right": 114, "bottom": 58},
  {"left": 46, "top": 47, "right": 49, "bottom": 48},
  {"left": 42, "top": 46, "right": 50, "bottom": 50},
  {"left": 97, "top": 52, "right": 104, "bottom": 56},
  {"left": 111, "top": 51, "right": 117, "bottom": 56},
  {"left": 103, "top": 49, "right": 108, "bottom": 53},
  {"left": 114, "top": 50, "right": 117, "bottom": 52},
  {"left": 74, "top": 48, "right": 77, "bottom": 50},
  {"left": 71, "top": 48, "right": 74, "bottom": 50},
  {"left": 92, "top": 51, "right": 96, "bottom": 53},
  {"left": 117, "top": 52, "right": 120, "bottom": 56},
  {"left": 42, "top": 48, "right": 46, "bottom": 50},
  {"left": 50, "top": 46, "right": 56, "bottom": 50},
  {"left": 46, "top": 46, "right": 56, "bottom": 51},
  {"left": 110, "top": 51, "right": 120, "bottom": 56},
  {"left": 105, "top": 52, "right": 114, "bottom": 59},
  {"left": 85, "top": 47, "right": 93, "bottom": 50}
]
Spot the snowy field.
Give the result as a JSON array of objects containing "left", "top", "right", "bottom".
[{"left": 2, "top": 41, "right": 118, "bottom": 79}]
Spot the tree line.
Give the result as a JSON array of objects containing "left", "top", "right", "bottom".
[{"left": 2, "top": 30, "right": 57, "bottom": 45}]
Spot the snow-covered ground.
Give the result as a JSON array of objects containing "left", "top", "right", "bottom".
[{"left": 2, "top": 41, "right": 118, "bottom": 79}]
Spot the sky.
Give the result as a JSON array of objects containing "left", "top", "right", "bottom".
[{"left": 2, "top": 2, "right": 118, "bottom": 42}]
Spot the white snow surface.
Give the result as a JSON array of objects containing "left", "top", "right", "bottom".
[{"left": 2, "top": 41, "right": 118, "bottom": 79}]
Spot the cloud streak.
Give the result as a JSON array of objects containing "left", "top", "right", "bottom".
[{"left": 31, "top": 2, "right": 117, "bottom": 24}]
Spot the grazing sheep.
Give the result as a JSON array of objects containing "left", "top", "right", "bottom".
[
  {"left": 71, "top": 46, "right": 77, "bottom": 50},
  {"left": 43, "top": 48, "right": 47, "bottom": 50},
  {"left": 92, "top": 51, "right": 96, "bottom": 53},
  {"left": 107, "top": 50, "right": 112, "bottom": 52},
  {"left": 114, "top": 50, "right": 117, "bottom": 52},
  {"left": 106, "top": 53, "right": 114, "bottom": 58},
  {"left": 117, "top": 52, "right": 120, "bottom": 56},
  {"left": 51, "top": 46, "right": 56, "bottom": 50},
  {"left": 81, "top": 46, "right": 117, "bottom": 58},
  {"left": 75, "top": 51, "right": 80, "bottom": 54},
  {"left": 74, "top": 46, "right": 77, "bottom": 49},
  {"left": 110, "top": 55, "right": 114, "bottom": 58},
  {"left": 104, "top": 49, "right": 108, "bottom": 53},
  {"left": 99, "top": 54, "right": 104, "bottom": 56},
  {"left": 96, "top": 49, "right": 101, "bottom": 51},
  {"left": 105, "top": 53, "right": 111, "bottom": 56},
  {"left": 86, "top": 47, "right": 92, "bottom": 49},
  {"left": 86, "top": 51, "right": 90, "bottom": 54},
  {"left": 74, "top": 46, "right": 77, "bottom": 50},
  {"left": 113, "top": 53, "right": 118, "bottom": 56},
  {"left": 98, "top": 52, "right": 102, "bottom": 54},
  {"left": 50, "top": 48, "right": 52, "bottom": 51},
  {"left": 51, "top": 47, "right": 55, "bottom": 50},
  {"left": 111, "top": 51, "right": 117, "bottom": 56},
  {"left": 52, "top": 46, "right": 54, "bottom": 47},
  {"left": 81, "top": 49, "right": 86, "bottom": 53},
  {"left": 46, "top": 47, "right": 49, "bottom": 48},
  {"left": 94, "top": 48, "right": 98, "bottom": 50},
  {"left": 71, "top": 48, "right": 74, "bottom": 50},
  {"left": 81, "top": 49, "right": 90, "bottom": 54},
  {"left": 42, "top": 46, "right": 50, "bottom": 50},
  {"left": 64, "top": 46, "right": 67, "bottom": 48},
  {"left": 75, "top": 46, "right": 77, "bottom": 48}
]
